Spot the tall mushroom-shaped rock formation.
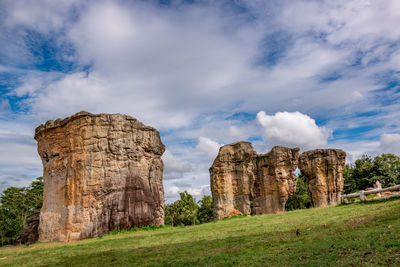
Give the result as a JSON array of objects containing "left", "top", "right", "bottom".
[
  {"left": 209, "top": 142, "right": 256, "bottom": 220},
  {"left": 299, "top": 149, "right": 346, "bottom": 207},
  {"left": 210, "top": 143, "right": 300, "bottom": 219},
  {"left": 253, "top": 146, "right": 300, "bottom": 214},
  {"left": 35, "top": 111, "right": 165, "bottom": 241}
]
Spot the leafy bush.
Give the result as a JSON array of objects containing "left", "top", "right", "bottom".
[
  {"left": 0, "top": 177, "right": 43, "bottom": 245},
  {"left": 285, "top": 173, "right": 311, "bottom": 211},
  {"left": 343, "top": 153, "right": 400, "bottom": 194},
  {"left": 165, "top": 192, "right": 213, "bottom": 226},
  {"left": 197, "top": 195, "right": 213, "bottom": 223},
  {"left": 164, "top": 191, "right": 199, "bottom": 226}
]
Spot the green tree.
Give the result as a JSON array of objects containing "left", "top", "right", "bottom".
[
  {"left": 0, "top": 177, "right": 43, "bottom": 245},
  {"left": 197, "top": 195, "right": 213, "bottom": 223},
  {"left": 164, "top": 191, "right": 199, "bottom": 226},
  {"left": 164, "top": 202, "right": 179, "bottom": 226},
  {"left": 370, "top": 153, "right": 400, "bottom": 187},
  {"left": 343, "top": 153, "right": 400, "bottom": 194},
  {"left": 343, "top": 155, "right": 374, "bottom": 193},
  {"left": 285, "top": 173, "right": 311, "bottom": 211},
  {"left": 176, "top": 191, "right": 199, "bottom": 226}
]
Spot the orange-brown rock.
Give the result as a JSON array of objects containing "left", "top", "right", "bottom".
[
  {"left": 253, "top": 146, "right": 300, "bottom": 214},
  {"left": 209, "top": 142, "right": 256, "bottom": 220},
  {"left": 299, "top": 149, "right": 346, "bottom": 207},
  {"left": 210, "top": 143, "right": 300, "bottom": 220},
  {"left": 35, "top": 111, "right": 165, "bottom": 241}
]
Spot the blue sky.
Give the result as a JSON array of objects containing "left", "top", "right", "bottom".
[{"left": 0, "top": 0, "right": 399, "bottom": 201}]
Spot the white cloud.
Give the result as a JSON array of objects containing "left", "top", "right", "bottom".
[
  {"left": 162, "top": 150, "right": 192, "bottom": 180},
  {"left": 379, "top": 134, "right": 400, "bottom": 155},
  {"left": 196, "top": 137, "right": 221, "bottom": 159},
  {"left": 187, "top": 185, "right": 211, "bottom": 197},
  {"left": 0, "top": 120, "right": 42, "bottom": 187},
  {"left": 257, "top": 111, "right": 331, "bottom": 150},
  {"left": 165, "top": 185, "right": 180, "bottom": 196}
]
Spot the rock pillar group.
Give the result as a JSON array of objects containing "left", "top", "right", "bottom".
[
  {"left": 210, "top": 142, "right": 300, "bottom": 220},
  {"left": 210, "top": 142, "right": 346, "bottom": 219}
]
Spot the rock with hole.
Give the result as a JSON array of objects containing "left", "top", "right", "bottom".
[{"left": 299, "top": 149, "right": 346, "bottom": 207}]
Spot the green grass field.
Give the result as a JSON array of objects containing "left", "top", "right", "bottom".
[{"left": 1, "top": 199, "right": 399, "bottom": 266}]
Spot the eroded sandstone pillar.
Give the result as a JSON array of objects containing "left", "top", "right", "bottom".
[
  {"left": 35, "top": 111, "right": 165, "bottom": 241},
  {"left": 209, "top": 142, "right": 256, "bottom": 220},
  {"left": 253, "top": 146, "right": 300, "bottom": 214},
  {"left": 299, "top": 149, "right": 346, "bottom": 207},
  {"left": 210, "top": 143, "right": 300, "bottom": 219}
]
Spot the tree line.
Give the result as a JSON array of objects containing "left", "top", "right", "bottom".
[{"left": 1, "top": 153, "right": 399, "bottom": 245}]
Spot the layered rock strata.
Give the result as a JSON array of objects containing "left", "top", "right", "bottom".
[
  {"left": 210, "top": 142, "right": 300, "bottom": 220},
  {"left": 299, "top": 149, "right": 346, "bottom": 207},
  {"left": 35, "top": 111, "right": 165, "bottom": 241}
]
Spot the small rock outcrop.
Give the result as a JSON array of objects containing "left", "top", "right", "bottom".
[
  {"left": 210, "top": 142, "right": 300, "bottom": 220},
  {"left": 16, "top": 213, "right": 40, "bottom": 245},
  {"left": 35, "top": 111, "right": 165, "bottom": 241},
  {"left": 299, "top": 149, "right": 346, "bottom": 207}
]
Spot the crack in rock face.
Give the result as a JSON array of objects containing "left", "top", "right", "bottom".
[
  {"left": 35, "top": 111, "right": 165, "bottom": 242},
  {"left": 299, "top": 149, "right": 346, "bottom": 208},
  {"left": 210, "top": 142, "right": 300, "bottom": 220}
]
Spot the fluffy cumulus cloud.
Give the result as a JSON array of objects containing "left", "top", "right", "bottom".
[
  {"left": 196, "top": 137, "right": 221, "bottom": 159},
  {"left": 162, "top": 150, "right": 192, "bottom": 180},
  {"left": 379, "top": 134, "right": 400, "bottom": 154},
  {"left": 257, "top": 111, "right": 330, "bottom": 150},
  {"left": 0, "top": 0, "right": 400, "bottom": 200}
]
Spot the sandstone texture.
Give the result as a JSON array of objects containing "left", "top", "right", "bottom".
[
  {"left": 209, "top": 142, "right": 256, "bottom": 220},
  {"left": 253, "top": 146, "right": 300, "bottom": 214},
  {"left": 210, "top": 142, "right": 300, "bottom": 220},
  {"left": 299, "top": 149, "right": 346, "bottom": 207},
  {"left": 16, "top": 213, "right": 40, "bottom": 245},
  {"left": 35, "top": 111, "right": 165, "bottom": 241}
]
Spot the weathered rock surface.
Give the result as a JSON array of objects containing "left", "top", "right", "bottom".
[
  {"left": 16, "top": 213, "right": 40, "bottom": 245},
  {"left": 299, "top": 149, "right": 346, "bottom": 207},
  {"left": 35, "top": 111, "right": 165, "bottom": 241},
  {"left": 210, "top": 143, "right": 300, "bottom": 220},
  {"left": 253, "top": 146, "right": 300, "bottom": 214},
  {"left": 209, "top": 142, "right": 256, "bottom": 220}
]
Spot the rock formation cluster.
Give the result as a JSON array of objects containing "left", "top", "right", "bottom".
[
  {"left": 35, "top": 111, "right": 165, "bottom": 241},
  {"left": 32, "top": 110, "right": 347, "bottom": 238},
  {"left": 210, "top": 142, "right": 346, "bottom": 219},
  {"left": 210, "top": 142, "right": 300, "bottom": 220},
  {"left": 299, "top": 149, "right": 346, "bottom": 207}
]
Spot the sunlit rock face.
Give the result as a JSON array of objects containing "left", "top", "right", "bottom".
[
  {"left": 210, "top": 143, "right": 300, "bottom": 220},
  {"left": 35, "top": 111, "right": 165, "bottom": 242},
  {"left": 253, "top": 146, "right": 300, "bottom": 215},
  {"left": 209, "top": 142, "right": 256, "bottom": 220},
  {"left": 299, "top": 149, "right": 346, "bottom": 208}
]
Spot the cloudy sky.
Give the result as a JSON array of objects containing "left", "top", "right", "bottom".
[{"left": 1, "top": 0, "right": 399, "bottom": 202}]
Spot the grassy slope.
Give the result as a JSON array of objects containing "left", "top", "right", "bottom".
[{"left": 0, "top": 199, "right": 399, "bottom": 266}]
